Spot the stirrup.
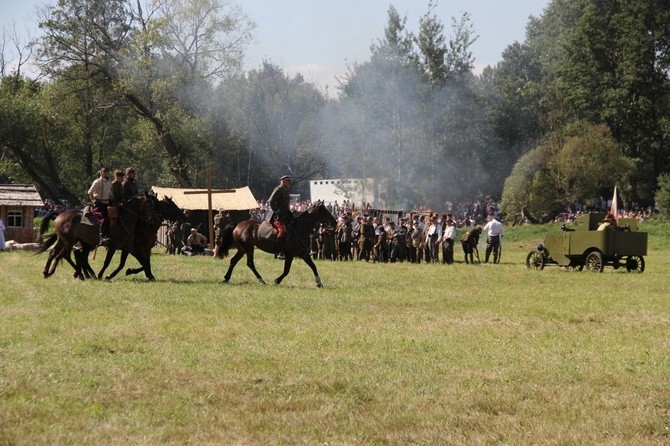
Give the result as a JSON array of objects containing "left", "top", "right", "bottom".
[{"left": 276, "top": 252, "right": 285, "bottom": 259}]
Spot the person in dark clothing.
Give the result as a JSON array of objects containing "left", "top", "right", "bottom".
[
  {"left": 111, "top": 170, "right": 125, "bottom": 203},
  {"left": 268, "top": 175, "right": 293, "bottom": 259},
  {"left": 122, "top": 167, "right": 139, "bottom": 202}
]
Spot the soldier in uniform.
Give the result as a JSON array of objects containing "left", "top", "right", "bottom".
[
  {"left": 212, "top": 209, "right": 231, "bottom": 258},
  {"left": 268, "top": 175, "right": 293, "bottom": 259},
  {"left": 122, "top": 167, "right": 139, "bottom": 202},
  {"left": 359, "top": 216, "right": 375, "bottom": 262}
]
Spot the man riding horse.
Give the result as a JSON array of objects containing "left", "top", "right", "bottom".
[{"left": 268, "top": 175, "right": 293, "bottom": 259}]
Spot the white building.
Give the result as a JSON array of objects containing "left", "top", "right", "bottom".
[{"left": 309, "top": 178, "right": 386, "bottom": 208}]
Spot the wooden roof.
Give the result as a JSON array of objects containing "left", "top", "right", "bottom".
[
  {"left": 0, "top": 184, "right": 43, "bottom": 207},
  {"left": 151, "top": 186, "right": 258, "bottom": 211}
]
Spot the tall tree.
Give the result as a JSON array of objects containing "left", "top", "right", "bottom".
[{"left": 36, "top": 0, "right": 254, "bottom": 188}]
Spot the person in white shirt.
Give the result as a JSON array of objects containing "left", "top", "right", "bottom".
[
  {"left": 87, "top": 167, "right": 113, "bottom": 244},
  {"left": 425, "top": 215, "right": 441, "bottom": 263},
  {"left": 441, "top": 216, "right": 457, "bottom": 264},
  {"left": 483, "top": 214, "right": 504, "bottom": 263}
]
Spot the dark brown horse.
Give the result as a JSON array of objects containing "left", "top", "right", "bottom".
[
  {"left": 105, "top": 195, "right": 184, "bottom": 281},
  {"left": 37, "top": 208, "right": 98, "bottom": 280},
  {"left": 96, "top": 194, "right": 155, "bottom": 280},
  {"left": 217, "top": 201, "right": 336, "bottom": 287}
]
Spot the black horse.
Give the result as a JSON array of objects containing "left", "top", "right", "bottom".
[
  {"left": 96, "top": 194, "right": 155, "bottom": 280},
  {"left": 217, "top": 201, "right": 336, "bottom": 287},
  {"left": 105, "top": 195, "right": 185, "bottom": 281}
]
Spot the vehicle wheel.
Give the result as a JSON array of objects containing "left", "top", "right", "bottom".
[
  {"left": 625, "top": 256, "right": 645, "bottom": 273},
  {"left": 585, "top": 251, "right": 604, "bottom": 273},
  {"left": 526, "top": 250, "right": 545, "bottom": 271},
  {"left": 565, "top": 264, "right": 583, "bottom": 272}
]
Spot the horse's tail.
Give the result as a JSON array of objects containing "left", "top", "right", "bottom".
[
  {"left": 35, "top": 233, "right": 58, "bottom": 255},
  {"left": 217, "top": 223, "right": 236, "bottom": 259},
  {"left": 38, "top": 211, "right": 58, "bottom": 239}
]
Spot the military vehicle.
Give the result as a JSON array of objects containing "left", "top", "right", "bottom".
[{"left": 526, "top": 213, "right": 647, "bottom": 273}]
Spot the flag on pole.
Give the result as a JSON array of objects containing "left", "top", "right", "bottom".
[{"left": 609, "top": 186, "right": 618, "bottom": 222}]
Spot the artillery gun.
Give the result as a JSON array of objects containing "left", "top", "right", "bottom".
[{"left": 526, "top": 213, "right": 647, "bottom": 273}]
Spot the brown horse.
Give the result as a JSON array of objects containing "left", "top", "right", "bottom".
[
  {"left": 217, "top": 201, "right": 336, "bottom": 287},
  {"left": 37, "top": 208, "right": 100, "bottom": 280},
  {"left": 104, "top": 195, "right": 184, "bottom": 281}
]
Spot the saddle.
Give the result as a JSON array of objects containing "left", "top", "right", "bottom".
[
  {"left": 258, "top": 221, "right": 278, "bottom": 242},
  {"left": 81, "top": 206, "right": 100, "bottom": 227}
]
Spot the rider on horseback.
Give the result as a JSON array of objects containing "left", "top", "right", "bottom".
[
  {"left": 88, "top": 167, "right": 113, "bottom": 246},
  {"left": 268, "top": 175, "right": 293, "bottom": 259}
]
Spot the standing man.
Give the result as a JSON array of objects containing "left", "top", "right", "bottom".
[
  {"left": 212, "top": 209, "right": 231, "bottom": 258},
  {"left": 442, "top": 216, "right": 457, "bottom": 264},
  {"left": 122, "top": 167, "right": 139, "bottom": 202},
  {"left": 268, "top": 175, "right": 292, "bottom": 259},
  {"left": 483, "top": 215, "right": 504, "bottom": 263},
  {"left": 88, "top": 167, "right": 113, "bottom": 245}
]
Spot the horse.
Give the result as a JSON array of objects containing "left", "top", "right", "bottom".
[
  {"left": 37, "top": 208, "right": 100, "bottom": 280},
  {"left": 104, "top": 195, "right": 184, "bottom": 281},
  {"left": 461, "top": 226, "right": 482, "bottom": 264},
  {"left": 217, "top": 201, "right": 336, "bottom": 287},
  {"left": 96, "top": 194, "right": 155, "bottom": 280}
]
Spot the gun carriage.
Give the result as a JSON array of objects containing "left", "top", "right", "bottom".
[{"left": 526, "top": 213, "right": 647, "bottom": 273}]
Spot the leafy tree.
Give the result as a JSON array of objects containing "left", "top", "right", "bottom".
[
  {"left": 215, "top": 62, "right": 328, "bottom": 199},
  {"left": 501, "top": 123, "right": 636, "bottom": 220},
  {"left": 654, "top": 173, "right": 670, "bottom": 219},
  {"left": 36, "top": 0, "right": 254, "bottom": 188}
]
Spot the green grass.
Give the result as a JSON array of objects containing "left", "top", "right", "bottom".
[{"left": 1, "top": 222, "right": 670, "bottom": 445}]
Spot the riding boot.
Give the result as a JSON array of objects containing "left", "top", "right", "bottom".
[
  {"left": 99, "top": 222, "right": 110, "bottom": 247},
  {"left": 276, "top": 236, "right": 285, "bottom": 259}
]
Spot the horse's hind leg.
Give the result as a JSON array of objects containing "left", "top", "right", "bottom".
[{"left": 245, "top": 250, "right": 266, "bottom": 285}]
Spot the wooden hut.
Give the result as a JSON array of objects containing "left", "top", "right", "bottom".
[{"left": 0, "top": 184, "right": 44, "bottom": 243}]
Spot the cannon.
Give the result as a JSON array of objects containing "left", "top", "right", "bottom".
[{"left": 526, "top": 213, "right": 647, "bottom": 273}]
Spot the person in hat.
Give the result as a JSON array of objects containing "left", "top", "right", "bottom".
[
  {"left": 111, "top": 170, "right": 125, "bottom": 203},
  {"left": 122, "top": 167, "right": 139, "bottom": 202},
  {"left": 598, "top": 213, "right": 617, "bottom": 231},
  {"left": 268, "top": 175, "right": 293, "bottom": 259},
  {"left": 442, "top": 215, "right": 457, "bottom": 264}
]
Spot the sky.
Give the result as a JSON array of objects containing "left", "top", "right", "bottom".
[{"left": 2, "top": 0, "right": 551, "bottom": 94}]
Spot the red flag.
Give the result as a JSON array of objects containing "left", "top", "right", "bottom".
[{"left": 609, "top": 187, "right": 618, "bottom": 222}]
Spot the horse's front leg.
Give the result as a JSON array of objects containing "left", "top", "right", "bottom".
[
  {"left": 97, "top": 248, "right": 116, "bottom": 280},
  {"left": 301, "top": 255, "right": 323, "bottom": 288},
  {"left": 105, "top": 250, "right": 128, "bottom": 280},
  {"left": 274, "top": 256, "right": 294, "bottom": 286}
]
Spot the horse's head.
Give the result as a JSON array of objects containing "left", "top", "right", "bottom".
[
  {"left": 138, "top": 192, "right": 156, "bottom": 220},
  {"left": 155, "top": 195, "right": 185, "bottom": 223},
  {"left": 307, "top": 200, "right": 336, "bottom": 227}
]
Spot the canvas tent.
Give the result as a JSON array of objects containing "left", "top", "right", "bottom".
[
  {"left": 151, "top": 186, "right": 258, "bottom": 249},
  {"left": 151, "top": 186, "right": 258, "bottom": 211}
]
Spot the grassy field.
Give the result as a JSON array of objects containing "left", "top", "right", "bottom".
[{"left": 1, "top": 222, "right": 669, "bottom": 445}]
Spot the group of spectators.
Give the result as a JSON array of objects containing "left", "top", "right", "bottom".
[{"left": 310, "top": 209, "right": 504, "bottom": 265}]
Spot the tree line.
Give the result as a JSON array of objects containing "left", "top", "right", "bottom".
[{"left": 2, "top": 0, "right": 670, "bottom": 218}]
